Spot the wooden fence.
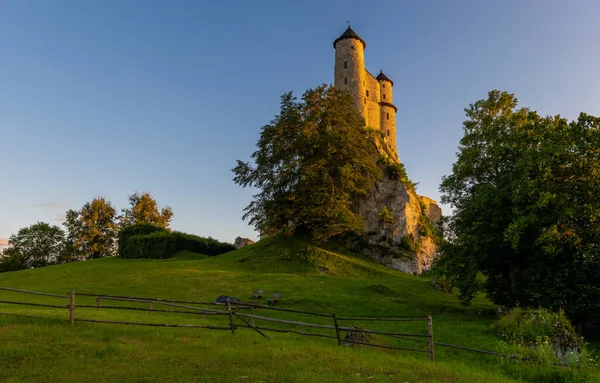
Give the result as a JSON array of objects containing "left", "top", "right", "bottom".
[{"left": 0, "top": 286, "right": 435, "bottom": 360}]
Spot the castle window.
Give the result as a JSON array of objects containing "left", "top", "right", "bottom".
[
  {"left": 387, "top": 113, "right": 389, "bottom": 120},
  {"left": 383, "top": 84, "right": 386, "bottom": 89},
  {"left": 344, "top": 78, "right": 347, "bottom": 85},
  {"left": 383, "top": 94, "right": 386, "bottom": 100},
  {"left": 366, "top": 90, "right": 369, "bottom": 97},
  {"left": 351, "top": 45, "right": 354, "bottom": 50},
  {"left": 344, "top": 61, "right": 347, "bottom": 69},
  {"left": 387, "top": 131, "right": 390, "bottom": 137}
]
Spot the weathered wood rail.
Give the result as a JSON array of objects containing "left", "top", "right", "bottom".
[{"left": 0, "top": 286, "right": 436, "bottom": 360}]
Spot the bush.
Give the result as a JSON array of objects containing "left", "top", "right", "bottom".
[
  {"left": 171, "top": 232, "right": 236, "bottom": 256},
  {"left": 492, "top": 307, "right": 598, "bottom": 374},
  {"left": 493, "top": 307, "right": 579, "bottom": 352},
  {"left": 118, "top": 224, "right": 167, "bottom": 257},
  {"left": 378, "top": 206, "right": 394, "bottom": 225},
  {"left": 377, "top": 156, "right": 418, "bottom": 191},
  {"left": 125, "top": 232, "right": 177, "bottom": 259},
  {"left": 398, "top": 234, "right": 421, "bottom": 253},
  {"left": 417, "top": 202, "right": 439, "bottom": 239},
  {"left": 119, "top": 228, "right": 236, "bottom": 259}
]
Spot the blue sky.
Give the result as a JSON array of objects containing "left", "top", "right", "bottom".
[{"left": 1, "top": 0, "right": 599, "bottom": 246}]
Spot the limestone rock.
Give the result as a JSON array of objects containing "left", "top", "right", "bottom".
[
  {"left": 355, "top": 171, "right": 442, "bottom": 275},
  {"left": 234, "top": 237, "right": 255, "bottom": 249},
  {"left": 419, "top": 196, "right": 443, "bottom": 224}
]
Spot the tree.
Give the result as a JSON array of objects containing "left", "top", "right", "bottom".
[
  {"left": 232, "top": 85, "right": 382, "bottom": 241},
  {"left": 440, "top": 90, "right": 600, "bottom": 322},
  {"left": 62, "top": 197, "right": 119, "bottom": 259},
  {"left": 58, "top": 209, "right": 85, "bottom": 263},
  {"left": 120, "top": 192, "right": 173, "bottom": 229},
  {"left": 0, "top": 222, "right": 64, "bottom": 270}
]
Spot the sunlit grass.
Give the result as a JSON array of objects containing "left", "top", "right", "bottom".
[{"left": 0, "top": 235, "right": 597, "bottom": 382}]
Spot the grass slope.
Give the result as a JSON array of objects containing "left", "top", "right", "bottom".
[{"left": 0, "top": 235, "right": 597, "bottom": 382}]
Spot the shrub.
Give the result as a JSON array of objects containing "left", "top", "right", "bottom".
[
  {"left": 126, "top": 232, "right": 178, "bottom": 259},
  {"left": 493, "top": 307, "right": 579, "bottom": 352},
  {"left": 171, "top": 232, "right": 236, "bottom": 256},
  {"left": 398, "top": 234, "right": 421, "bottom": 253},
  {"left": 378, "top": 206, "right": 394, "bottom": 225},
  {"left": 118, "top": 224, "right": 167, "bottom": 257},
  {"left": 377, "top": 156, "right": 418, "bottom": 191},
  {"left": 492, "top": 307, "right": 597, "bottom": 375},
  {"left": 119, "top": 228, "right": 236, "bottom": 259},
  {"left": 417, "top": 203, "right": 438, "bottom": 239}
]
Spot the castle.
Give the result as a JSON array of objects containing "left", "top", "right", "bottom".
[
  {"left": 333, "top": 26, "right": 442, "bottom": 274},
  {"left": 333, "top": 26, "right": 398, "bottom": 159}
]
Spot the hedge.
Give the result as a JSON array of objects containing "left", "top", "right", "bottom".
[
  {"left": 119, "top": 227, "right": 236, "bottom": 259},
  {"left": 118, "top": 224, "right": 167, "bottom": 257}
]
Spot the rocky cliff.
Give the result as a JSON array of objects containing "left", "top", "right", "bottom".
[{"left": 355, "top": 169, "right": 442, "bottom": 275}]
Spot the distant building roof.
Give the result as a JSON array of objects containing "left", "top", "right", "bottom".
[
  {"left": 376, "top": 70, "right": 394, "bottom": 86},
  {"left": 333, "top": 27, "right": 366, "bottom": 49}
]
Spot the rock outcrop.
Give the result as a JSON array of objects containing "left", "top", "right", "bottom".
[
  {"left": 234, "top": 237, "right": 255, "bottom": 249},
  {"left": 355, "top": 171, "right": 441, "bottom": 275}
]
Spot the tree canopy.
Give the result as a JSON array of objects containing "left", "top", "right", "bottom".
[
  {"left": 0, "top": 222, "right": 64, "bottom": 271},
  {"left": 63, "top": 196, "right": 119, "bottom": 260},
  {"left": 120, "top": 192, "right": 173, "bottom": 229},
  {"left": 440, "top": 90, "right": 600, "bottom": 322},
  {"left": 233, "top": 85, "right": 382, "bottom": 241}
]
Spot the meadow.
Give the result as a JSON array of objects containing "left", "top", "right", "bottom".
[{"left": 0, "top": 235, "right": 597, "bottom": 382}]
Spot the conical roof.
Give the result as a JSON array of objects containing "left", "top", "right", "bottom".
[
  {"left": 333, "top": 26, "right": 366, "bottom": 49},
  {"left": 376, "top": 70, "right": 394, "bottom": 86}
]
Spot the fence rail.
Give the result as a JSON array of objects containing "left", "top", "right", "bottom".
[{"left": 0, "top": 287, "right": 436, "bottom": 359}]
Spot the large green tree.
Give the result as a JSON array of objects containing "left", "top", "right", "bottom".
[
  {"left": 440, "top": 90, "right": 600, "bottom": 322},
  {"left": 233, "top": 85, "right": 382, "bottom": 241},
  {"left": 62, "top": 197, "right": 119, "bottom": 260},
  {"left": 59, "top": 208, "right": 85, "bottom": 263},
  {"left": 120, "top": 192, "right": 173, "bottom": 229},
  {"left": 0, "top": 222, "right": 64, "bottom": 270}
]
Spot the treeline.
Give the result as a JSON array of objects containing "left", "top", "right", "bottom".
[
  {"left": 0, "top": 192, "right": 234, "bottom": 272},
  {"left": 437, "top": 90, "right": 600, "bottom": 325}
]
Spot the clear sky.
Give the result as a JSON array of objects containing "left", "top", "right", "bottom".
[{"left": 1, "top": 0, "right": 599, "bottom": 247}]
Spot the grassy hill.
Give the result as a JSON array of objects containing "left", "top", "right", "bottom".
[{"left": 0, "top": 235, "right": 597, "bottom": 382}]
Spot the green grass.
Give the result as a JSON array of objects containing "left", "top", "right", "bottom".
[{"left": 0, "top": 235, "right": 598, "bottom": 382}]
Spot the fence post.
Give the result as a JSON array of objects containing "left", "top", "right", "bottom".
[
  {"left": 428, "top": 315, "right": 435, "bottom": 361},
  {"left": 227, "top": 298, "right": 235, "bottom": 335},
  {"left": 332, "top": 313, "right": 342, "bottom": 346},
  {"left": 95, "top": 297, "right": 100, "bottom": 310},
  {"left": 69, "top": 290, "right": 75, "bottom": 326}
]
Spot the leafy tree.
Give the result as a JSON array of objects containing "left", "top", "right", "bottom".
[
  {"left": 0, "top": 222, "right": 64, "bottom": 270},
  {"left": 58, "top": 209, "right": 85, "bottom": 263},
  {"left": 233, "top": 85, "right": 382, "bottom": 241},
  {"left": 120, "top": 192, "right": 173, "bottom": 229},
  {"left": 62, "top": 197, "right": 119, "bottom": 259},
  {"left": 440, "top": 90, "right": 600, "bottom": 322}
]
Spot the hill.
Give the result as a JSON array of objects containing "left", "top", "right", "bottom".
[{"left": 0, "top": 235, "right": 597, "bottom": 382}]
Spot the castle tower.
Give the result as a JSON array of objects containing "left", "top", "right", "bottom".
[
  {"left": 377, "top": 70, "right": 397, "bottom": 157},
  {"left": 333, "top": 27, "right": 367, "bottom": 118},
  {"left": 333, "top": 27, "right": 399, "bottom": 160}
]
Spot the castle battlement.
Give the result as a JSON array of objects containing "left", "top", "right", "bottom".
[{"left": 333, "top": 27, "right": 398, "bottom": 160}]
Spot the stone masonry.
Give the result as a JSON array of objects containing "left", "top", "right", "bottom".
[{"left": 334, "top": 27, "right": 398, "bottom": 160}]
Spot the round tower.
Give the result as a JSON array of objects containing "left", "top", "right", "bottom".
[
  {"left": 334, "top": 27, "right": 367, "bottom": 119},
  {"left": 377, "top": 70, "right": 398, "bottom": 157}
]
